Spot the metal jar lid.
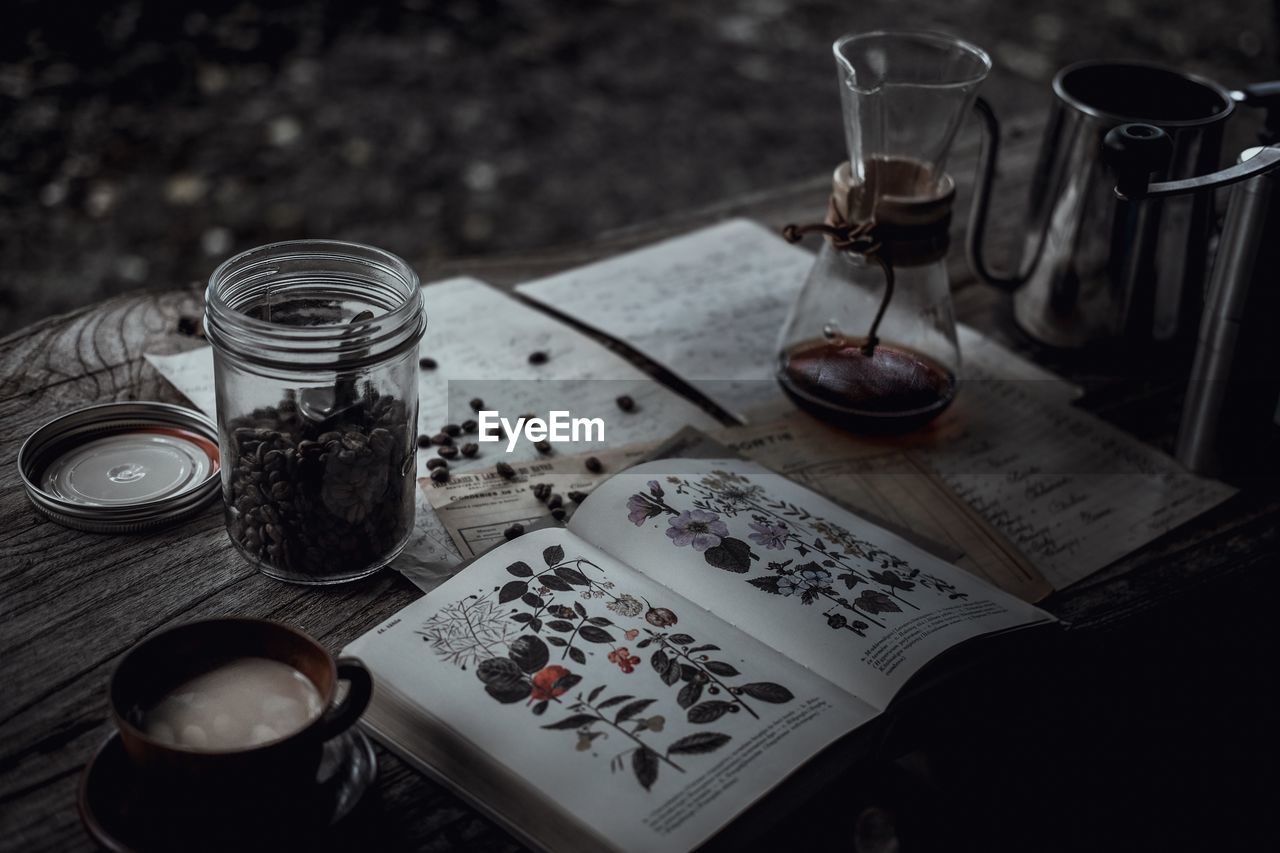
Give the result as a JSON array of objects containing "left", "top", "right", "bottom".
[{"left": 17, "top": 402, "right": 221, "bottom": 533}]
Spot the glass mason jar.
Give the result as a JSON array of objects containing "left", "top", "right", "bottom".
[{"left": 204, "top": 241, "right": 425, "bottom": 585}]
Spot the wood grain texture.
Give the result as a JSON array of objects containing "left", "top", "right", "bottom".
[{"left": 2, "top": 104, "right": 1276, "bottom": 852}]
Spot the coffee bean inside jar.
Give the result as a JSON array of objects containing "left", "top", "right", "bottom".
[
  {"left": 223, "top": 387, "right": 415, "bottom": 582},
  {"left": 206, "top": 241, "right": 426, "bottom": 584}
]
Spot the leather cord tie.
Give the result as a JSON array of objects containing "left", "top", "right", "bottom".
[
  {"left": 782, "top": 215, "right": 895, "bottom": 358},
  {"left": 783, "top": 160, "right": 955, "bottom": 357}
]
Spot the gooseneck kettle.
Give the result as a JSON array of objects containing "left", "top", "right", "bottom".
[{"left": 964, "top": 61, "right": 1280, "bottom": 350}]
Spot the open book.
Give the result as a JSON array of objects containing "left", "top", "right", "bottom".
[{"left": 345, "top": 458, "right": 1053, "bottom": 852}]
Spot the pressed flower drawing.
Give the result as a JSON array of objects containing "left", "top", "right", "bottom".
[
  {"left": 627, "top": 493, "right": 663, "bottom": 526},
  {"left": 748, "top": 520, "right": 790, "bottom": 550},
  {"left": 607, "top": 647, "right": 641, "bottom": 673},
  {"left": 607, "top": 594, "right": 644, "bottom": 618},
  {"left": 421, "top": 541, "right": 800, "bottom": 792},
  {"left": 623, "top": 469, "right": 970, "bottom": 641},
  {"left": 776, "top": 566, "right": 832, "bottom": 602},
  {"left": 665, "top": 509, "right": 728, "bottom": 551},
  {"left": 417, "top": 594, "right": 518, "bottom": 669}
]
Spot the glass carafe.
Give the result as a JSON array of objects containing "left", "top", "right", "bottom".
[{"left": 777, "top": 31, "right": 991, "bottom": 433}]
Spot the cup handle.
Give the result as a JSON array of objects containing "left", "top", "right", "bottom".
[{"left": 317, "top": 657, "right": 373, "bottom": 740}]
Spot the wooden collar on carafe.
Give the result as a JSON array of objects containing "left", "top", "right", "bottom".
[{"left": 825, "top": 161, "right": 955, "bottom": 267}]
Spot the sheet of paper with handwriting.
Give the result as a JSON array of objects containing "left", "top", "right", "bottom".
[
  {"left": 517, "top": 219, "right": 814, "bottom": 420},
  {"left": 920, "top": 366, "right": 1236, "bottom": 589}
]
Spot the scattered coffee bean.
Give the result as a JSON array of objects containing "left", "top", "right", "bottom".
[
  {"left": 551, "top": 507, "right": 567, "bottom": 521},
  {"left": 532, "top": 483, "right": 551, "bottom": 502},
  {"left": 616, "top": 394, "right": 635, "bottom": 412},
  {"left": 461, "top": 442, "right": 479, "bottom": 457},
  {"left": 496, "top": 461, "right": 516, "bottom": 479},
  {"left": 527, "top": 351, "right": 548, "bottom": 365},
  {"left": 568, "top": 490, "right": 590, "bottom": 503},
  {"left": 469, "top": 397, "right": 485, "bottom": 411},
  {"left": 534, "top": 439, "right": 552, "bottom": 455},
  {"left": 416, "top": 434, "right": 432, "bottom": 448},
  {"left": 431, "top": 432, "right": 453, "bottom": 446},
  {"left": 585, "top": 456, "right": 603, "bottom": 473},
  {"left": 177, "top": 316, "right": 200, "bottom": 337},
  {"left": 504, "top": 523, "right": 525, "bottom": 540},
  {"left": 418, "top": 356, "right": 437, "bottom": 370},
  {"left": 438, "top": 445, "right": 459, "bottom": 460},
  {"left": 426, "top": 457, "right": 448, "bottom": 470},
  {"left": 461, "top": 419, "right": 478, "bottom": 433},
  {"left": 547, "top": 494, "right": 563, "bottom": 510},
  {"left": 443, "top": 423, "right": 461, "bottom": 436},
  {"left": 430, "top": 467, "right": 450, "bottom": 483}
]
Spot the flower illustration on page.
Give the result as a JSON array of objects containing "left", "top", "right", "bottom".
[
  {"left": 777, "top": 567, "right": 832, "bottom": 604},
  {"left": 747, "top": 520, "right": 789, "bottom": 551},
  {"left": 607, "top": 593, "right": 644, "bottom": 617},
  {"left": 665, "top": 509, "right": 728, "bottom": 551},
  {"left": 627, "top": 493, "right": 663, "bottom": 526}
]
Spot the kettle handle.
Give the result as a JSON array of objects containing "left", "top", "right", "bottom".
[
  {"left": 1127, "top": 144, "right": 1280, "bottom": 199},
  {"left": 965, "top": 97, "right": 1036, "bottom": 291}
]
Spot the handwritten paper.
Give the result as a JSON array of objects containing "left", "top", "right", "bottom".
[
  {"left": 918, "top": 368, "right": 1235, "bottom": 590},
  {"left": 518, "top": 219, "right": 813, "bottom": 420},
  {"left": 516, "top": 219, "right": 1234, "bottom": 589}
]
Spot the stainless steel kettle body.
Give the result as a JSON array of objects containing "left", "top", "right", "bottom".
[{"left": 971, "top": 60, "right": 1235, "bottom": 349}]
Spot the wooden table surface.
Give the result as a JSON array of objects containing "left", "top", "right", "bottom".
[{"left": 2, "top": 106, "right": 1276, "bottom": 852}]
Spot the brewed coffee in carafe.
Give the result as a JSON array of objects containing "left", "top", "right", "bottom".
[{"left": 777, "top": 31, "right": 991, "bottom": 433}]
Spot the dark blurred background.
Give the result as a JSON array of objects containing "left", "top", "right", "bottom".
[{"left": 0, "top": 0, "right": 1276, "bottom": 334}]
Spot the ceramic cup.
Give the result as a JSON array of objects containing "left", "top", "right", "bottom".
[{"left": 108, "top": 617, "right": 372, "bottom": 794}]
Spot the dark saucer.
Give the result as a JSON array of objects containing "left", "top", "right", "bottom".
[{"left": 79, "top": 728, "right": 377, "bottom": 852}]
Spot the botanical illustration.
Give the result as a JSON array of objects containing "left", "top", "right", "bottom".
[
  {"left": 625, "top": 472, "right": 968, "bottom": 639},
  {"left": 418, "top": 543, "right": 794, "bottom": 792}
]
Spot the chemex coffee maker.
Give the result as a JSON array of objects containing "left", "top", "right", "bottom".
[{"left": 779, "top": 34, "right": 1280, "bottom": 473}]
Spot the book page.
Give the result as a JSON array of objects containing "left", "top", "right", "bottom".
[
  {"left": 345, "top": 528, "right": 872, "bottom": 853},
  {"left": 569, "top": 459, "right": 1052, "bottom": 710}
]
